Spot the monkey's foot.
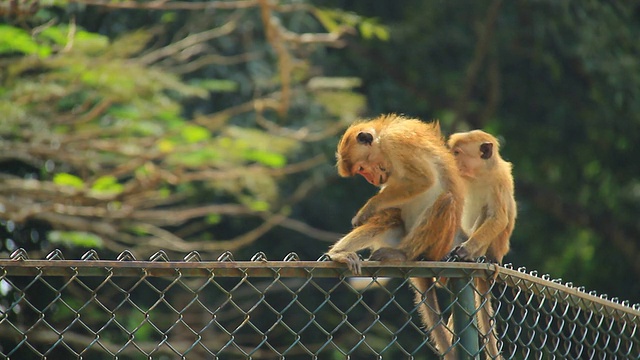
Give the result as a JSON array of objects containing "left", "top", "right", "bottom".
[
  {"left": 369, "top": 247, "right": 408, "bottom": 262},
  {"left": 446, "top": 245, "right": 497, "bottom": 263},
  {"left": 446, "top": 245, "right": 474, "bottom": 262}
]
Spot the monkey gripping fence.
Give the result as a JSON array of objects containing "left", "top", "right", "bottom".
[{"left": 0, "top": 249, "right": 638, "bottom": 359}]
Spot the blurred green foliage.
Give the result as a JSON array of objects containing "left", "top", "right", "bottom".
[
  {"left": 0, "top": 0, "right": 370, "bottom": 262},
  {"left": 0, "top": 1, "right": 639, "bottom": 358},
  {"left": 0, "top": 0, "right": 638, "bottom": 315}
]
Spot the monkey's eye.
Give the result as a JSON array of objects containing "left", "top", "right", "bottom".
[{"left": 453, "top": 150, "right": 460, "bottom": 156}]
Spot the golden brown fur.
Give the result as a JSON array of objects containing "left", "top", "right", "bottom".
[
  {"left": 447, "top": 130, "right": 516, "bottom": 263},
  {"left": 333, "top": 114, "right": 463, "bottom": 261},
  {"left": 447, "top": 130, "right": 517, "bottom": 359},
  {"left": 328, "top": 114, "right": 464, "bottom": 357}
]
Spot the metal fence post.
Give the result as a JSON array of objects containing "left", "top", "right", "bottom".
[{"left": 450, "top": 277, "right": 479, "bottom": 360}]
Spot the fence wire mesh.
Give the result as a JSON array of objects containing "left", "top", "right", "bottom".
[{"left": 0, "top": 249, "right": 638, "bottom": 359}]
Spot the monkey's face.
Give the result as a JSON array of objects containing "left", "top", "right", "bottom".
[
  {"left": 353, "top": 162, "right": 389, "bottom": 186},
  {"left": 451, "top": 142, "right": 485, "bottom": 179},
  {"left": 336, "top": 125, "right": 389, "bottom": 186}
]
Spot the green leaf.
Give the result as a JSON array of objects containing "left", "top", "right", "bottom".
[
  {"left": 359, "top": 20, "right": 389, "bottom": 41},
  {"left": 314, "top": 9, "right": 388, "bottom": 41},
  {"left": 373, "top": 25, "right": 390, "bottom": 41},
  {"left": 38, "top": 26, "right": 69, "bottom": 46},
  {"left": 48, "top": 231, "right": 103, "bottom": 248},
  {"left": 72, "top": 30, "right": 110, "bottom": 54},
  {"left": 157, "top": 138, "right": 175, "bottom": 153},
  {"left": 128, "top": 225, "right": 152, "bottom": 236},
  {"left": 359, "top": 21, "right": 374, "bottom": 40},
  {"left": 171, "top": 149, "right": 221, "bottom": 167},
  {"left": 127, "top": 312, "right": 155, "bottom": 340},
  {"left": 583, "top": 161, "right": 601, "bottom": 179},
  {"left": 245, "top": 149, "right": 286, "bottom": 168},
  {"left": 249, "top": 200, "right": 270, "bottom": 212},
  {"left": 53, "top": 173, "right": 84, "bottom": 189},
  {"left": 189, "top": 79, "right": 239, "bottom": 92},
  {"left": 314, "top": 8, "right": 341, "bottom": 33},
  {"left": 0, "top": 25, "right": 51, "bottom": 57},
  {"left": 224, "top": 126, "right": 299, "bottom": 156},
  {"left": 108, "top": 105, "right": 142, "bottom": 120},
  {"left": 91, "top": 176, "right": 124, "bottom": 194},
  {"left": 128, "top": 120, "right": 165, "bottom": 136},
  {"left": 159, "top": 187, "right": 171, "bottom": 198},
  {"left": 314, "top": 91, "right": 366, "bottom": 118},
  {"left": 161, "top": 12, "right": 178, "bottom": 24},
  {"left": 181, "top": 125, "right": 211, "bottom": 143},
  {"left": 38, "top": 26, "right": 106, "bottom": 51},
  {"left": 206, "top": 214, "right": 222, "bottom": 225}
]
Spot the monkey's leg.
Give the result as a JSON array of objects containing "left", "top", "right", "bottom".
[
  {"left": 369, "top": 247, "right": 408, "bottom": 262},
  {"left": 411, "top": 277, "right": 455, "bottom": 359},
  {"left": 476, "top": 279, "right": 502, "bottom": 359},
  {"left": 327, "top": 210, "right": 403, "bottom": 275},
  {"left": 400, "top": 192, "right": 459, "bottom": 261}
]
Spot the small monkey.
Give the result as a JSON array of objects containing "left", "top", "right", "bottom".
[
  {"left": 447, "top": 130, "right": 517, "bottom": 359},
  {"left": 447, "top": 130, "right": 516, "bottom": 263},
  {"left": 327, "top": 114, "right": 464, "bottom": 356}
]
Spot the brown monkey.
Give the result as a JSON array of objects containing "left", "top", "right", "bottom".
[
  {"left": 447, "top": 130, "right": 517, "bottom": 359},
  {"left": 327, "top": 114, "right": 464, "bottom": 356},
  {"left": 447, "top": 130, "right": 516, "bottom": 263}
]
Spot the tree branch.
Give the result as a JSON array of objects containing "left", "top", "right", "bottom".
[
  {"left": 138, "top": 15, "right": 239, "bottom": 65},
  {"left": 258, "top": 0, "right": 292, "bottom": 118},
  {"left": 67, "top": 0, "right": 259, "bottom": 11}
]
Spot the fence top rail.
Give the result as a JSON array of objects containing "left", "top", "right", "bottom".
[
  {"left": 0, "top": 248, "right": 493, "bottom": 277},
  {"left": 1, "top": 248, "right": 639, "bottom": 322},
  {"left": 495, "top": 264, "right": 640, "bottom": 324},
  {"left": 0, "top": 258, "right": 489, "bottom": 277}
]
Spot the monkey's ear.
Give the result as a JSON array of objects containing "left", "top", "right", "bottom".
[
  {"left": 480, "top": 142, "right": 493, "bottom": 159},
  {"left": 356, "top": 131, "right": 374, "bottom": 146}
]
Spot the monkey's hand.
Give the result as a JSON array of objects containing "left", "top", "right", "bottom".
[
  {"left": 327, "top": 251, "right": 363, "bottom": 275},
  {"left": 369, "top": 247, "right": 408, "bottom": 262},
  {"left": 351, "top": 206, "right": 375, "bottom": 227}
]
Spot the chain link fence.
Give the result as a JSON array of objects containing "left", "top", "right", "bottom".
[{"left": 0, "top": 249, "right": 638, "bottom": 359}]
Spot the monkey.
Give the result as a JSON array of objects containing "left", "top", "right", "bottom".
[
  {"left": 447, "top": 130, "right": 515, "bottom": 264},
  {"left": 446, "top": 129, "right": 517, "bottom": 359},
  {"left": 326, "top": 114, "right": 464, "bottom": 357}
]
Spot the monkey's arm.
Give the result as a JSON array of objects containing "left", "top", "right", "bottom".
[
  {"left": 369, "top": 188, "right": 461, "bottom": 262},
  {"left": 328, "top": 209, "right": 404, "bottom": 274},
  {"left": 455, "top": 190, "right": 511, "bottom": 260},
  {"left": 352, "top": 150, "right": 437, "bottom": 226},
  {"left": 464, "top": 214, "right": 508, "bottom": 256}
]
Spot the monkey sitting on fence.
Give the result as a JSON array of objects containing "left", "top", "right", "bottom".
[
  {"left": 326, "top": 114, "right": 464, "bottom": 356},
  {"left": 446, "top": 129, "right": 516, "bottom": 359}
]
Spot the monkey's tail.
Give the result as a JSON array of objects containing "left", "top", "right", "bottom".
[{"left": 411, "top": 277, "right": 456, "bottom": 358}]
